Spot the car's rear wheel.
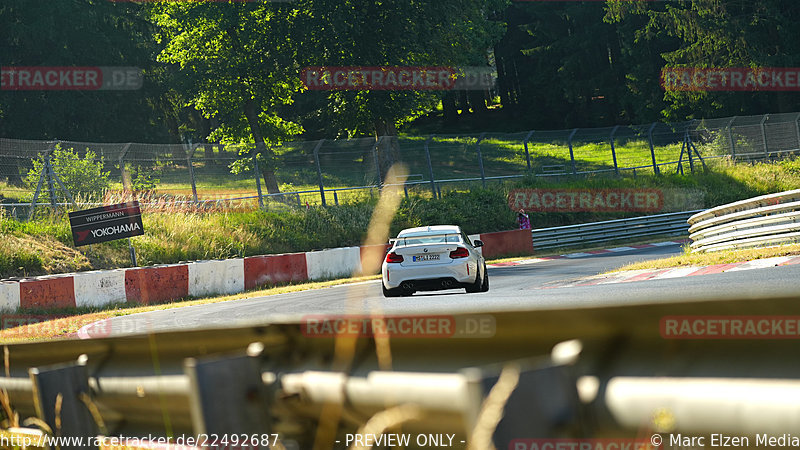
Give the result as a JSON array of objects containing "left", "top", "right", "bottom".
[
  {"left": 480, "top": 264, "right": 489, "bottom": 292},
  {"left": 465, "top": 269, "right": 482, "bottom": 293}
]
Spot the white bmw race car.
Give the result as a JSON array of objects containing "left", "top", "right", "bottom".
[{"left": 381, "top": 225, "right": 489, "bottom": 297}]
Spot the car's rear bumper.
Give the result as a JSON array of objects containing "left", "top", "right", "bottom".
[{"left": 382, "top": 260, "right": 478, "bottom": 290}]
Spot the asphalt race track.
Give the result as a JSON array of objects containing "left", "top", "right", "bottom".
[{"left": 97, "top": 243, "right": 800, "bottom": 336}]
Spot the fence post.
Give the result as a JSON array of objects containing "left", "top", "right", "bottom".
[
  {"left": 373, "top": 136, "right": 384, "bottom": 186},
  {"left": 45, "top": 148, "right": 58, "bottom": 210},
  {"left": 609, "top": 125, "right": 619, "bottom": 176},
  {"left": 647, "top": 123, "right": 660, "bottom": 175},
  {"left": 313, "top": 139, "right": 326, "bottom": 206},
  {"left": 187, "top": 143, "right": 199, "bottom": 205},
  {"left": 252, "top": 146, "right": 264, "bottom": 209},
  {"left": 795, "top": 113, "right": 800, "bottom": 153},
  {"left": 424, "top": 135, "right": 436, "bottom": 198},
  {"left": 28, "top": 143, "right": 54, "bottom": 219},
  {"left": 726, "top": 117, "right": 737, "bottom": 159},
  {"left": 523, "top": 131, "right": 534, "bottom": 173},
  {"left": 476, "top": 132, "right": 487, "bottom": 187},
  {"left": 567, "top": 129, "right": 578, "bottom": 175},
  {"left": 119, "top": 143, "right": 133, "bottom": 196},
  {"left": 760, "top": 114, "right": 770, "bottom": 159}
]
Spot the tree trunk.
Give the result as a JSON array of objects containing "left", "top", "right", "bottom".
[
  {"left": 442, "top": 92, "right": 459, "bottom": 124},
  {"left": 468, "top": 90, "right": 489, "bottom": 116},
  {"left": 244, "top": 97, "right": 281, "bottom": 194},
  {"left": 374, "top": 119, "right": 401, "bottom": 182}
]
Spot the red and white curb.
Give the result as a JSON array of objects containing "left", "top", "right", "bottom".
[
  {"left": 541, "top": 255, "right": 800, "bottom": 289},
  {"left": 488, "top": 240, "right": 687, "bottom": 267}
]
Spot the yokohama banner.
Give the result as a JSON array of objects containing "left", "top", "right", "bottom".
[
  {"left": 508, "top": 189, "right": 663, "bottom": 213},
  {"left": 69, "top": 201, "right": 144, "bottom": 246}
]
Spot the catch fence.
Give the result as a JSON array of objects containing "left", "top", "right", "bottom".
[{"left": 1, "top": 112, "right": 799, "bottom": 215}]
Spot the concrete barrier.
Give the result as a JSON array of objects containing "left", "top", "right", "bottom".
[
  {"left": 0, "top": 282, "right": 20, "bottom": 310},
  {"left": 188, "top": 259, "right": 245, "bottom": 298},
  {"left": 244, "top": 253, "right": 308, "bottom": 289},
  {"left": 305, "top": 247, "right": 362, "bottom": 280},
  {"left": 73, "top": 269, "right": 127, "bottom": 308},
  {"left": 125, "top": 265, "right": 189, "bottom": 305},
  {"left": 478, "top": 229, "right": 534, "bottom": 259},
  {"left": 20, "top": 276, "right": 75, "bottom": 309}
]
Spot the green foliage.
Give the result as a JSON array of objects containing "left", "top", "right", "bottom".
[
  {"left": 131, "top": 167, "right": 161, "bottom": 192},
  {"left": 24, "top": 146, "right": 111, "bottom": 203}
]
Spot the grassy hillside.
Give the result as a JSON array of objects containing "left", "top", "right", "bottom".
[{"left": 1, "top": 157, "right": 799, "bottom": 278}]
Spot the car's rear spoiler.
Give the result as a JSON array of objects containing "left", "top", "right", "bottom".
[{"left": 389, "top": 233, "right": 460, "bottom": 245}]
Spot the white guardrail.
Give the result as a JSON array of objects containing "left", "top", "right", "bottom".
[
  {"left": 688, "top": 189, "right": 800, "bottom": 252},
  {"left": 532, "top": 210, "right": 701, "bottom": 250}
]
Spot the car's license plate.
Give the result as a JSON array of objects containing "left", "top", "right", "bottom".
[{"left": 412, "top": 254, "right": 440, "bottom": 262}]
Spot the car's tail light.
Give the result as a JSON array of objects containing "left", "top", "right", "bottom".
[
  {"left": 449, "top": 247, "right": 470, "bottom": 259},
  {"left": 385, "top": 252, "right": 404, "bottom": 263}
]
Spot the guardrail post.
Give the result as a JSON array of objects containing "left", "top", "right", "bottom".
[
  {"left": 760, "top": 114, "right": 770, "bottom": 159},
  {"left": 187, "top": 143, "right": 200, "bottom": 205},
  {"left": 424, "top": 135, "right": 436, "bottom": 198},
  {"left": 29, "top": 356, "right": 99, "bottom": 449},
  {"left": 567, "top": 129, "right": 578, "bottom": 175},
  {"left": 313, "top": 139, "right": 326, "bottom": 206},
  {"left": 647, "top": 123, "right": 660, "bottom": 175},
  {"left": 726, "top": 117, "right": 737, "bottom": 159},
  {"left": 609, "top": 125, "right": 619, "bottom": 176},
  {"left": 476, "top": 132, "right": 487, "bottom": 188},
  {"left": 252, "top": 147, "right": 264, "bottom": 209},
  {"left": 523, "top": 131, "right": 534, "bottom": 173},
  {"left": 463, "top": 361, "right": 581, "bottom": 449},
  {"left": 185, "top": 344, "right": 272, "bottom": 436}
]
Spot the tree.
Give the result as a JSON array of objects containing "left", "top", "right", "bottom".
[
  {"left": 605, "top": 0, "right": 800, "bottom": 120},
  {"left": 150, "top": 2, "right": 304, "bottom": 194},
  {"left": 289, "top": 0, "right": 509, "bottom": 176},
  {"left": 24, "top": 145, "right": 110, "bottom": 203}
]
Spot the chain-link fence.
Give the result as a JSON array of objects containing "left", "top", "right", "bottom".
[{"left": 1, "top": 112, "right": 799, "bottom": 216}]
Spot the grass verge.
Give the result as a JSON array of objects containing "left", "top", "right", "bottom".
[{"left": 610, "top": 243, "right": 800, "bottom": 273}]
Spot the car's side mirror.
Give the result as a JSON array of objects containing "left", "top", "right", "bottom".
[{"left": 473, "top": 240, "right": 484, "bottom": 248}]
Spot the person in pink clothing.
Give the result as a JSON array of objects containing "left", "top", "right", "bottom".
[{"left": 517, "top": 208, "right": 531, "bottom": 230}]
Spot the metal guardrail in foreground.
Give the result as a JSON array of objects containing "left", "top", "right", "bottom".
[
  {"left": 688, "top": 189, "right": 800, "bottom": 252},
  {"left": 2, "top": 291, "right": 800, "bottom": 449},
  {"left": 531, "top": 210, "right": 701, "bottom": 250}
]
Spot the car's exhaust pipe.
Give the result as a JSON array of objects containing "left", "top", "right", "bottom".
[
  {"left": 401, "top": 282, "right": 414, "bottom": 291},
  {"left": 441, "top": 279, "right": 453, "bottom": 288}
]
